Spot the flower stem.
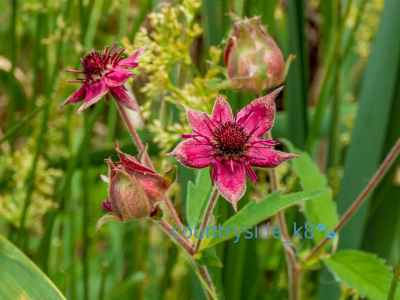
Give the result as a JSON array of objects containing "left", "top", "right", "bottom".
[
  {"left": 157, "top": 219, "right": 194, "bottom": 255},
  {"left": 306, "top": 137, "right": 400, "bottom": 261},
  {"left": 388, "top": 265, "right": 400, "bottom": 300},
  {"left": 194, "top": 186, "right": 219, "bottom": 253},
  {"left": 157, "top": 220, "right": 217, "bottom": 299},
  {"left": 116, "top": 102, "right": 184, "bottom": 228},
  {"left": 267, "top": 132, "right": 301, "bottom": 300}
]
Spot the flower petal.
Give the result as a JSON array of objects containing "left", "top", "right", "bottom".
[
  {"left": 212, "top": 160, "right": 246, "bottom": 209},
  {"left": 171, "top": 139, "right": 214, "bottom": 168},
  {"left": 63, "top": 85, "right": 86, "bottom": 105},
  {"left": 104, "top": 68, "right": 132, "bottom": 87},
  {"left": 118, "top": 48, "right": 144, "bottom": 68},
  {"left": 117, "top": 148, "right": 155, "bottom": 175},
  {"left": 77, "top": 80, "right": 108, "bottom": 112},
  {"left": 116, "top": 149, "right": 169, "bottom": 204},
  {"left": 247, "top": 143, "right": 296, "bottom": 168},
  {"left": 236, "top": 87, "right": 282, "bottom": 138},
  {"left": 109, "top": 85, "right": 138, "bottom": 110},
  {"left": 187, "top": 109, "right": 215, "bottom": 139},
  {"left": 211, "top": 95, "right": 233, "bottom": 123}
]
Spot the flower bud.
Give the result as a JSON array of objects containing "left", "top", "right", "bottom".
[
  {"left": 224, "top": 17, "right": 285, "bottom": 93},
  {"left": 108, "top": 164, "right": 152, "bottom": 220},
  {"left": 97, "top": 149, "right": 171, "bottom": 229}
]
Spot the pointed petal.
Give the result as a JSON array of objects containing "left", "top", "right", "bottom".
[
  {"left": 211, "top": 95, "right": 233, "bottom": 123},
  {"left": 236, "top": 87, "right": 282, "bottom": 138},
  {"left": 247, "top": 144, "right": 296, "bottom": 167},
  {"left": 171, "top": 139, "right": 214, "bottom": 168},
  {"left": 77, "top": 80, "right": 108, "bottom": 112},
  {"left": 187, "top": 109, "right": 215, "bottom": 139},
  {"left": 63, "top": 85, "right": 86, "bottom": 105},
  {"left": 118, "top": 48, "right": 144, "bottom": 68},
  {"left": 104, "top": 68, "right": 132, "bottom": 87},
  {"left": 115, "top": 148, "right": 170, "bottom": 203},
  {"left": 213, "top": 160, "right": 246, "bottom": 207},
  {"left": 110, "top": 85, "right": 138, "bottom": 110},
  {"left": 116, "top": 147, "right": 155, "bottom": 175}
]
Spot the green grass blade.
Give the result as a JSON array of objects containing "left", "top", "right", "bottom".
[
  {"left": 337, "top": 0, "right": 400, "bottom": 250},
  {"left": 285, "top": 0, "right": 308, "bottom": 148},
  {"left": 361, "top": 74, "right": 400, "bottom": 264}
]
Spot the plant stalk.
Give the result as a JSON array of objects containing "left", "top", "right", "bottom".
[
  {"left": 116, "top": 102, "right": 184, "bottom": 228},
  {"left": 194, "top": 186, "right": 219, "bottom": 253},
  {"left": 306, "top": 138, "right": 400, "bottom": 261},
  {"left": 157, "top": 220, "right": 217, "bottom": 299},
  {"left": 158, "top": 219, "right": 194, "bottom": 255},
  {"left": 267, "top": 132, "right": 300, "bottom": 300}
]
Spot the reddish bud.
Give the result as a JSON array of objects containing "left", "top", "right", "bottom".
[
  {"left": 224, "top": 17, "right": 286, "bottom": 93},
  {"left": 98, "top": 149, "right": 171, "bottom": 228}
]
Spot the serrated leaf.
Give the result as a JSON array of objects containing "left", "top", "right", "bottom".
[
  {"left": 186, "top": 168, "right": 212, "bottom": 228},
  {"left": 286, "top": 141, "right": 338, "bottom": 242},
  {"left": 0, "top": 236, "right": 65, "bottom": 300},
  {"left": 200, "top": 189, "right": 330, "bottom": 250},
  {"left": 324, "top": 250, "right": 400, "bottom": 300}
]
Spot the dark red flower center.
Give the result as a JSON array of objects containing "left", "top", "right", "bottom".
[
  {"left": 81, "top": 47, "right": 125, "bottom": 81},
  {"left": 213, "top": 122, "right": 249, "bottom": 157}
]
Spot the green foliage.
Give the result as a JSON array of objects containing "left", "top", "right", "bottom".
[
  {"left": 201, "top": 189, "right": 330, "bottom": 249},
  {"left": 186, "top": 168, "right": 212, "bottom": 228},
  {"left": 324, "top": 250, "right": 400, "bottom": 300},
  {"left": 286, "top": 142, "right": 338, "bottom": 242},
  {"left": 337, "top": 0, "right": 400, "bottom": 250},
  {"left": 0, "top": 236, "right": 65, "bottom": 300}
]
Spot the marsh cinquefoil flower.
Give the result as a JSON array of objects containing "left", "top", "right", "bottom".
[
  {"left": 171, "top": 88, "right": 295, "bottom": 209},
  {"left": 101, "top": 147, "right": 170, "bottom": 222},
  {"left": 64, "top": 46, "right": 143, "bottom": 112}
]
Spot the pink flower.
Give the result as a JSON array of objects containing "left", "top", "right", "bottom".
[
  {"left": 64, "top": 46, "right": 143, "bottom": 113},
  {"left": 171, "top": 87, "right": 296, "bottom": 209}
]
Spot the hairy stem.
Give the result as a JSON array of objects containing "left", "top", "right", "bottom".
[
  {"left": 194, "top": 186, "right": 219, "bottom": 253},
  {"left": 306, "top": 138, "right": 400, "bottom": 261},
  {"left": 267, "top": 132, "right": 300, "bottom": 300},
  {"left": 116, "top": 102, "right": 184, "bottom": 228},
  {"left": 157, "top": 220, "right": 217, "bottom": 299},
  {"left": 158, "top": 219, "right": 194, "bottom": 255}
]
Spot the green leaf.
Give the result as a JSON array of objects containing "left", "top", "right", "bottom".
[
  {"left": 0, "top": 236, "right": 65, "bottom": 300},
  {"left": 186, "top": 168, "right": 212, "bottom": 228},
  {"left": 324, "top": 250, "right": 400, "bottom": 300},
  {"left": 286, "top": 141, "right": 338, "bottom": 242},
  {"left": 200, "top": 189, "right": 330, "bottom": 249}
]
